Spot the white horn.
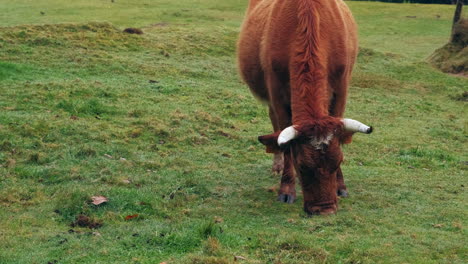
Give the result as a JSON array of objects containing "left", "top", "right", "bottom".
[
  {"left": 277, "top": 126, "right": 299, "bottom": 146},
  {"left": 342, "top": 118, "right": 373, "bottom": 134}
]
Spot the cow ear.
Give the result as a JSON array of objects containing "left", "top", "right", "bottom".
[
  {"left": 258, "top": 131, "right": 282, "bottom": 153},
  {"left": 339, "top": 130, "right": 354, "bottom": 144}
]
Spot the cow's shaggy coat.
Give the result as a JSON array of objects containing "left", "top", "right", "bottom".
[{"left": 238, "top": 0, "right": 359, "bottom": 215}]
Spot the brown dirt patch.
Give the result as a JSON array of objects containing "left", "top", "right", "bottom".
[
  {"left": 71, "top": 214, "right": 103, "bottom": 229},
  {"left": 123, "top": 28, "right": 143, "bottom": 35}
]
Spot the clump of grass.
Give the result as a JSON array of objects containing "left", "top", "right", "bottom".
[
  {"left": 56, "top": 98, "right": 112, "bottom": 116},
  {"left": 76, "top": 146, "right": 97, "bottom": 158},
  {"left": 0, "top": 61, "right": 23, "bottom": 80},
  {"left": 398, "top": 147, "right": 456, "bottom": 168},
  {"left": 54, "top": 190, "right": 92, "bottom": 223},
  {"left": 429, "top": 19, "right": 468, "bottom": 75}
]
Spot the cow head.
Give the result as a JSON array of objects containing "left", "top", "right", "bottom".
[{"left": 258, "top": 117, "right": 372, "bottom": 215}]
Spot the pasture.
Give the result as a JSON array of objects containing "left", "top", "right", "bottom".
[{"left": 0, "top": 0, "right": 466, "bottom": 263}]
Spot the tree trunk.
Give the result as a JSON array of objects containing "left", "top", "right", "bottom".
[
  {"left": 452, "top": 0, "right": 463, "bottom": 27},
  {"left": 451, "top": 0, "right": 464, "bottom": 41}
]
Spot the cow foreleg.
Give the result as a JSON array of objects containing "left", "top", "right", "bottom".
[
  {"left": 268, "top": 107, "right": 284, "bottom": 174},
  {"left": 336, "top": 167, "right": 348, "bottom": 197},
  {"left": 278, "top": 148, "right": 296, "bottom": 204},
  {"left": 266, "top": 73, "right": 295, "bottom": 203},
  {"left": 329, "top": 70, "right": 352, "bottom": 199}
]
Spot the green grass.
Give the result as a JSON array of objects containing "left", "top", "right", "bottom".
[{"left": 0, "top": 1, "right": 466, "bottom": 263}]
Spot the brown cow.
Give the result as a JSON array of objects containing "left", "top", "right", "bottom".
[{"left": 237, "top": 0, "right": 372, "bottom": 215}]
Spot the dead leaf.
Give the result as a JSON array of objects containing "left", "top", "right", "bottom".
[
  {"left": 70, "top": 115, "right": 79, "bottom": 120},
  {"left": 6, "top": 159, "right": 16, "bottom": 168},
  {"left": 267, "top": 186, "right": 277, "bottom": 193},
  {"left": 214, "top": 216, "right": 223, "bottom": 223},
  {"left": 182, "top": 209, "right": 191, "bottom": 215},
  {"left": 125, "top": 214, "right": 139, "bottom": 220},
  {"left": 91, "top": 196, "right": 108, "bottom": 205},
  {"left": 433, "top": 224, "right": 444, "bottom": 228},
  {"left": 122, "top": 179, "right": 131, "bottom": 184},
  {"left": 234, "top": 256, "right": 247, "bottom": 261},
  {"left": 104, "top": 154, "right": 113, "bottom": 159},
  {"left": 452, "top": 222, "right": 462, "bottom": 229}
]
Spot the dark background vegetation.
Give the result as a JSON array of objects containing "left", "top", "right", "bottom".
[{"left": 351, "top": 0, "right": 467, "bottom": 4}]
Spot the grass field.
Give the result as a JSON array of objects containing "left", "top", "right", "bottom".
[{"left": 0, "top": 0, "right": 466, "bottom": 263}]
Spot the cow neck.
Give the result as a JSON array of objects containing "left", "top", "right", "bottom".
[{"left": 289, "top": 0, "right": 330, "bottom": 125}]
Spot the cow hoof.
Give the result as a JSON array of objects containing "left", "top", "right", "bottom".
[
  {"left": 337, "top": 189, "right": 348, "bottom": 198},
  {"left": 277, "top": 194, "right": 295, "bottom": 204}
]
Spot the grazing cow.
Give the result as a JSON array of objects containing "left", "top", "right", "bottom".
[{"left": 237, "top": 0, "right": 372, "bottom": 215}]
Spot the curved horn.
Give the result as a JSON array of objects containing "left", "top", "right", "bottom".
[
  {"left": 342, "top": 118, "right": 373, "bottom": 134},
  {"left": 277, "top": 126, "right": 299, "bottom": 146}
]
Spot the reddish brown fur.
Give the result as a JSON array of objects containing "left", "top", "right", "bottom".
[{"left": 238, "top": 0, "right": 358, "bottom": 215}]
